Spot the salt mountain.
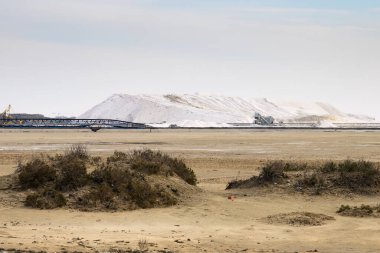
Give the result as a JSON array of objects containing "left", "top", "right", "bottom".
[{"left": 80, "top": 94, "right": 373, "bottom": 127}]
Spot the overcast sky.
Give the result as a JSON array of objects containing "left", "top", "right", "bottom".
[{"left": 1, "top": 0, "right": 379, "bottom": 119}]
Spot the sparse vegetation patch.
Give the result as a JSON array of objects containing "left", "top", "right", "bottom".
[
  {"left": 127, "top": 149, "right": 197, "bottom": 185},
  {"left": 226, "top": 161, "right": 288, "bottom": 189},
  {"left": 25, "top": 188, "right": 66, "bottom": 209},
  {"left": 337, "top": 204, "right": 380, "bottom": 218},
  {"left": 15, "top": 146, "right": 197, "bottom": 211},
  {"left": 226, "top": 159, "right": 380, "bottom": 195},
  {"left": 265, "top": 212, "right": 335, "bottom": 226},
  {"left": 18, "top": 158, "right": 56, "bottom": 189}
]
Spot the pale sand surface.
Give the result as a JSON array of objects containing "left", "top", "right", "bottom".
[{"left": 1, "top": 129, "right": 380, "bottom": 252}]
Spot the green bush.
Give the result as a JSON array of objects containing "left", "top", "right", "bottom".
[
  {"left": 18, "top": 158, "right": 56, "bottom": 189},
  {"left": 25, "top": 188, "right": 66, "bottom": 209}
]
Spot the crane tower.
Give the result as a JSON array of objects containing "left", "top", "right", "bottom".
[{"left": 1, "top": 105, "right": 11, "bottom": 119}]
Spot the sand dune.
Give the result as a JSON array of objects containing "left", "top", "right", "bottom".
[{"left": 1, "top": 129, "right": 380, "bottom": 252}]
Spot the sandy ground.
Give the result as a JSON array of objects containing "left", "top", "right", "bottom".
[{"left": 1, "top": 129, "right": 380, "bottom": 252}]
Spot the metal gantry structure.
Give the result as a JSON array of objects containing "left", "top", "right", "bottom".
[
  {"left": 1, "top": 118, "right": 380, "bottom": 130},
  {"left": 0, "top": 118, "right": 146, "bottom": 131},
  {"left": 253, "top": 112, "right": 275, "bottom": 125}
]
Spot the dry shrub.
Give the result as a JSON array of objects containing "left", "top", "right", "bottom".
[
  {"left": 129, "top": 179, "right": 177, "bottom": 208},
  {"left": 294, "top": 172, "right": 326, "bottom": 195},
  {"left": 54, "top": 144, "right": 89, "bottom": 191},
  {"left": 17, "top": 147, "right": 189, "bottom": 210},
  {"left": 282, "top": 161, "right": 309, "bottom": 171},
  {"left": 301, "top": 160, "right": 380, "bottom": 193},
  {"left": 90, "top": 164, "right": 132, "bottom": 193},
  {"left": 226, "top": 161, "right": 288, "bottom": 189},
  {"left": 131, "top": 160, "right": 162, "bottom": 175},
  {"left": 166, "top": 158, "right": 197, "bottom": 185},
  {"left": 25, "top": 188, "right": 66, "bottom": 209},
  {"left": 226, "top": 159, "right": 380, "bottom": 194},
  {"left": 337, "top": 204, "right": 380, "bottom": 217},
  {"left": 320, "top": 161, "right": 338, "bottom": 173},
  {"left": 18, "top": 145, "right": 89, "bottom": 191},
  {"left": 18, "top": 158, "right": 56, "bottom": 189},
  {"left": 86, "top": 164, "right": 177, "bottom": 209},
  {"left": 79, "top": 183, "right": 118, "bottom": 210},
  {"left": 335, "top": 160, "right": 380, "bottom": 189},
  {"left": 108, "top": 149, "right": 197, "bottom": 185},
  {"left": 299, "top": 172, "right": 325, "bottom": 187},
  {"left": 65, "top": 144, "right": 89, "bottom": 160},
  {"left": 259, "top": 161, "right": 288, "bottom": 182},
  {"left": 128, "top": 178, "right": 158, "bottom": 208},
  {"left": 53, "top": 156, "right": 88, "bottom": 191},
  {"left": 138, "top": 239, "right": 149, "bottom": 251},
  {"left": 106, "top": 151, "right": 129, "bottom": 164},
  {"left": 130, "top": 150, "right": 197, "bottom": 185}
]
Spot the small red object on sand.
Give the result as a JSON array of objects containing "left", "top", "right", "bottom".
[{"left": 228, "top": 195, "right": 236, "bottom": 201}]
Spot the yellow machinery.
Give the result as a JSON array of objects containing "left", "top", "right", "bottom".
[{"left": 0, "top": 105, "right": 11, "bottom": 120}]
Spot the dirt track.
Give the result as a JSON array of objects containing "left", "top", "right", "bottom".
[{"left": 1, "top": 129, "right": 380, "bottom": 252}]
